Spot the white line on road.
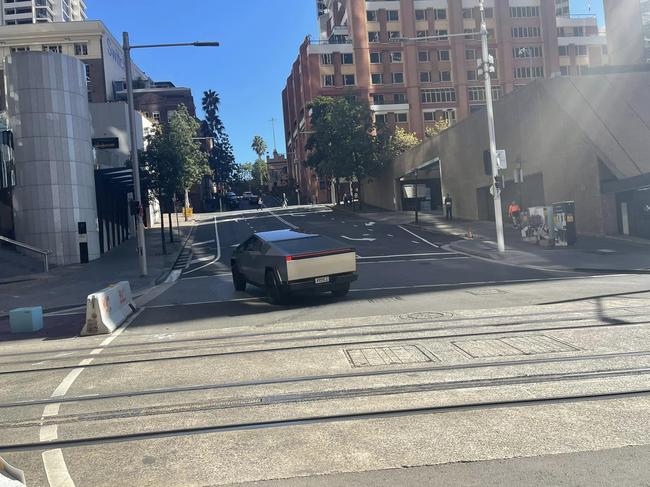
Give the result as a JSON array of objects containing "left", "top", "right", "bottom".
[
  {"left": 265, "top": 207, "right": 299, "bottom": 229},
  {"left": 358, "top": 252, "right": 456, "bottom": 259},
  {"left": 191, "top": 239, "right": 215, "bottom": 246},
  {"left": 42, "top": 449, "right": 76, "bottom": 487},
  {"left": 398, "top": 225, "right": 440, "bottom": 248},
  {"left": 358, "top": 257, "right": 470, "bottom": 265},
  {"left": 42, "top": 403, "right": 61, "bottom": 417},
  {"left": 51, "top": 367, "right": 85, "bottom": 398},
  {"left": 341, "top": 236, "right": 376, "bottom": 242},
  {"left": 40, "top": 424, "right": 58, "bottom": 442},
  {"left": 183, "top": 217, "right": 222, "bottom": 275}
]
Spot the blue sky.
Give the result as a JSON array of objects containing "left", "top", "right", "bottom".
[{"left": 89, "top": 1, "right": 604, "bottom": 165}]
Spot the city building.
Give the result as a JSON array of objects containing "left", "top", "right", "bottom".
[
  {"left": 363, "top": 71, "right": 650, "bottom": 239},
  {"left": 283, "top": 0, "right": 606, "bottom": 203},
  {"left": 115, "top": 81, "right": 196, "bottom": 125},
  {"left": 0, "top": 0, "right": 86, "bottom": 25},
  {"left": 266, "top": 150, "right": 290, "bottom": 192},
  {"left": 604, "top": 0, "right": 650, "bottom": 65},
  {"left": 0, "top": 21, "right": 146, "bottom": 103},
  {"left": 555, "top": 0, "right": 569, "bottom": 17}
]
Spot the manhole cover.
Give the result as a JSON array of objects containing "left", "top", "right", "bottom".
[
  {"left": 466, "top": 288, "right": 507, "bottom": 296},
  {"left": 344, "top": 344, "right": 439, "bottom": 368},
  {"left": 453, "top": 335, "right": 579, "bottom": 359},
  {"left": 398, "top": 311, "right": 449, "bottom": 321}
]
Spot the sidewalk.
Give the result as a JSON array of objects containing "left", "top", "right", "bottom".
[
  {"left": 338, "top": 206, "right": 650, "bottom": 273},
  {"left": 0, "top": 215, "right": 195, "bottom": 317}
]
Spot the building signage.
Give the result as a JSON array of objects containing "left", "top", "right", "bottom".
[{"left": 92, "top": 137, "right": 120, "bottom": 149}]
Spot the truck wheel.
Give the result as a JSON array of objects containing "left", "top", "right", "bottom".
[
  {"left": 232, "top": 267, "right": 246, "bottom": 292},
  {"left": 331, "top": 283, "right": 350, "bottom": 298},
  {"left": 265, "top": 270, "right": 287, "bottom": 305}
]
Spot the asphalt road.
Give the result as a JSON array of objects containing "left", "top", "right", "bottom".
[{"left": 2, "top": 203, "right": 650, "bottom": 486}]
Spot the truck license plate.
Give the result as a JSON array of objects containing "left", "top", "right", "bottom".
[{"left": 315, "top": 276, "right": 330, "bottom": 284}]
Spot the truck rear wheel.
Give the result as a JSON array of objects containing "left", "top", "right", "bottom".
[
  {"left": 331, "top": 283, "right": 350, "bottom": 298},
  {"left": 265, "top": 270, "right": 287, "bottom": 305},
  {"left": 232, "top": 267, "right": 246, "bottom": 292}
]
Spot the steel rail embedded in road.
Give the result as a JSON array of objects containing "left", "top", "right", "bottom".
[
  {"left": 2, "top": 316, "right": 650, "bottom": 377},
  {"left": 2, "top": 388, "right": 650, "bottom": 453},
  {"left": 3, "top": 353, "right": 650, "bottom": 411}
]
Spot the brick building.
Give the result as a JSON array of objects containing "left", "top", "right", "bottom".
[
  {"left": 282, "top": 0, "right": 607, "bottom": 203},
  {"left": 603, "top": 0, "right": 650, "bottom": 66}
]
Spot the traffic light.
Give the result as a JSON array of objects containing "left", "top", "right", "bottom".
[{"left": 494, "top": 175, "right": 505, "bottom": 191}]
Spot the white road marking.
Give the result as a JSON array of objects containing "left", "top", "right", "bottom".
[
  {"left": 51, "top": 368, "right": 85, "bottom": 398},
  {"left": 398, "top": 225, "right": 440, "bottom": 248},
  {"left": 341, "top": 236, "right": 376, "bottom": 242},
  {"left": 43, "top": 449, "right": 76, "bottom": 487},
  {"left": 358, "top": 252, "right": 455, "bottom": 259},
  {"left": 164, "top": 269, "right": 182, "bottom": 283},
  {"left": 89, "top": 348, "right": 103, "bottom": 355},
  {"left": 365, "top": 222, "right": 376, "bottom": 226},
  {"left": 411, "top": 240, "right": 420, "bottom": 244},
  {"left": 192, "top": 239, "right": 215, "bottom": 246},
  {"left": 265, "top": 207, "right": 299, "bottom": 229},
  {"left": 42, "top": 403, "right": 61, "bottom": 417},
  {"left": 358, "top": 257, "right": 470, "bottom": 265},
  {"left": 78, "top": 358, "right": 94, "bottom": 366},
  {"left": 183, "top": 217, "right": 222, "bottom": 275},
  {"left": 387, "top": 234, "right": 394, "bottom": 237},
  {"left": 189, "top": 256, "right": 213, "bottom": 264},
  {"left": 40, "top": 424, "right": 58, "bottom": 442}
]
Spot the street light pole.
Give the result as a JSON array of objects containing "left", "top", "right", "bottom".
[
  {"left": 123, "top": 32, "right": 148, "bottom": 276},
  {"left": 479, "top": 0, "right": 505, "bottom": 253},
  {"left": 122, "top": 33, "right": 219, "bottom": 276}
]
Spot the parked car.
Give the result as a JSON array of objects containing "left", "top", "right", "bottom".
[
  {"left": 231, "top": 229, "right": 357, "bottom": 304},
  {"left": 225, "top": 192, "right": 240, "bottom": 209},
  {"left": 242, "top": 191, "right": 253, "bottom": 201}
]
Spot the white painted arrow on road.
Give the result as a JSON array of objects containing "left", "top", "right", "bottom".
[{"left": 341, "top": 235, "right": 376, "bottom": 242}]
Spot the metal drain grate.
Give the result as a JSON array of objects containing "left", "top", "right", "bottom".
[
  {"left": 344, "top": 344, "right": 438, "bottom": 367},
  {"left": 453, "top": 335, "right": 579, "bottom": 359}
]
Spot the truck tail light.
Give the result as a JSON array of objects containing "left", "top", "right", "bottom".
[{"left": 285, "top": 256, "right": 293, "bottom": 262}]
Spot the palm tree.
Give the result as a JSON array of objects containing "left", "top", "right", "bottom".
[{"left": 251, "top": 135, "right": 267, "bottom": 186}]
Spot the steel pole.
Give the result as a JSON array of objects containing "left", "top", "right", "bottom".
[
  {"left": 480, "top": 1, "right": 505, "bottom": 253},
  {"left": 123, "top": 32, "right": 148, "bottom": 276}
]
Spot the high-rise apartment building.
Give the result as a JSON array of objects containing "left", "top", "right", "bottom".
[
  {"left": 283, "top": 0, "right": 607, "bottom": 202},
  {"left": 0, "top": 0, "right": 87, "bottom": 25},
  {"left": 604, "top": 0, "right": 650, "bottom": 65}
]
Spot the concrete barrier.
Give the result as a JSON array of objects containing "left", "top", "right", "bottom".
[
  {"left": 0, "top": 455, "right": 26, "bottom": 486},
  {"left": 80, "top": 281, "right": 136, "bottom": 336}
]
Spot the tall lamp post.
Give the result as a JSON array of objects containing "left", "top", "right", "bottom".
[
  {"left": 123, "top": 33, "right": 219, "bottom": 276},
  {"left": 478, "top": 0, "right": 505, "bottom": 253}
]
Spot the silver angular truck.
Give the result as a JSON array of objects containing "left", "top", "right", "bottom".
[{"left": 231, "top": 229, "right": 358, "bottom": 304}]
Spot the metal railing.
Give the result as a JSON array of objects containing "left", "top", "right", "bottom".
[{"left": 0, "top": 235, "right": 51, "bottom": 272}]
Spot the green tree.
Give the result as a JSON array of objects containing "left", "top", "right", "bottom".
[
  {"left": 202, "top": 90, "right": 237, "bottom": 191},
  {"left": 425, "top": 119, "right": 450, "bottom": 138},
  {"left": 251, "top": 135, "right": 268, "bottom": 187},
  {"left": 169, "top": 105, "right": 210, "bottom": 220},
  {"left": 305, "top": 96, "right": 378, "bottom": 203},
  {"left": 251, "top": 135, "right": 267, "bottom": 161},
  {"left": 252, "top": 158, "right": 269, "bottom": 189},
  {"left": 379, "top": 126, "right": 421, "bottom": 161}
]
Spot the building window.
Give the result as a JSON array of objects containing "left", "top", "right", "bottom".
[
  {"left": 370, "top": 52, "right": 382, "bottom": 64},
  {"left": 322, "top": 74, "right": 335, "bottom": 87},
  {"left": 367, "top": 10, "right": 377, "bottom": 22},
  {"left": 514, "top": 66, "right": 544, "bottom": 79},
  {"left": 372, "top": 94, "right": 385, "bottom": 105},
  {"left": 387, "top": 10, "right": 399, "bottom": 21},
  {"left": 43, "top": 45, "right": 63, "bottom": 53},
  {"left": 439, "top": 71, "right": 451, "bottom": 82},
  {"left": 74, "top": 43, "right": 88, "bottom": 56},
  {"left": 484, "top": 8, "right": 494, "bottom": 18},
  {"left": 435, "top": 9, "right": 447, "bottom": 20},
  {"left": 423, "top": 111, "right": 435, "bottom": 121},
  {"left": 343, "top": 74, "right": 356, "bottom": 85},
  {"left": 468, "top": 86, "right": 503, "bottom": 102},
  {"left": 388, "top": 31, "right": 401, "bottom": 41},
  {"left": 509, "top": 6, "right": 540, "bottom": 17},
  {"left": 368, "top": 32, "right": 380, "bottom": 43},
  {"left": 10, "top": 46, "right": 30, "bottom": 52},
  {"left": 577, "top": 45, "right": 587, "bottom": 56},
  {"left": 390, "top": 51, "right": 402, "bottom": 63},
  {"left": 415, "top": 9, "right": 426, "bottom": 21},
  {"left": 167, "top": 109, "right": 177, "bottom": 119},
  {"left": 394, "top": 93, "right": 407, "bottom": 103},
  {"left": 465, "top": 29, "right": 475, "bottom": 40},
  {"left": 375, "top": 114, "right": 387, "bottom": 125},
  {"left": 560, "top": 66, "right": 569, "bottom": 76},
  {"left": 421, "top": 88, "right": 456, "bottom": 103},
  {"left": 465, "top": 49, "right": 475, "bottom": 60},
  {"left": 392, "top": 72, "right": 404, "bottom": 84},
  {"left": 84, "top": 63, "right": 91, "bottom": 82},
  {"left": 512, "top": 26, "right": 540, "bottom": 38},
  {"left": 438, "top": 50, "right": 450, "bottom": 61},
  {"left": 341, "top": 53, "right": 354, "bottom": 64},
  {"left": 152, "top": 111, "right": 161, "bottom": 123},
  {"left": 419, "top": 71, "right": 431, "bottom": 83},
  {"left": 416, "top": 30, "right": 428, "bottom": 38},
  {"left": 559, "top": 46, "right": 568, "bottom": 56},
  {"left": 514, "top": 46, "right": 543, "bottom": 58},
  {"left": 467, "top": 70, "right": 477, "bottom": 81},
  {"left": 396, "top": 112, "right": 408, "bottom": 123},
  {"left": 371, "top": 73, "right": 383, "bottom": 85},
  {"left": 320, "top": 53, "right": 332, "bottom": 65},
  {"left": 418, "top": 50, "right": 430, "bottom": 62},
  {"left": 462, "top": 8, "right": 473, "bottom": 19},
  {"left": 574, "top": 26, "right": 584, "bottom": 37},
  {"left": 436, "top": 30, "right": 448, "bottom": 41}
]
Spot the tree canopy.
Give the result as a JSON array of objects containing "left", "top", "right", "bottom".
[
  {"left": 251, "top": 135, "right": 267, "bottom": 160},
  {"left": 202, "top": 90, "right": 238, "bottom": 186}
]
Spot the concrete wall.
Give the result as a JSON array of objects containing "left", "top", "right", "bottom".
[
  {"left": 90, "top": 102, "right": 146, "bottom": 168},
  {"left": 7, "top": 51, "right": 100, "bottom": 265}
]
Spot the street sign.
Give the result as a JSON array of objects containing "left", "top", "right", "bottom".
[{"left": 496, "top": 149, "right": 507, "bottom": 170}]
